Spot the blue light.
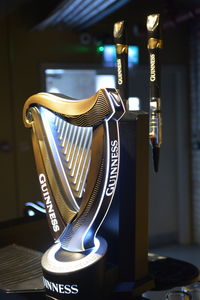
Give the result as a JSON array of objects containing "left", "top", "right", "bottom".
[
  {"left": 36, "top": 201, "right": 45, "bottom": 208},
  {"left": 103, "top": 45, "right": 139, "bottom": 67},
  {"left": 103, "top": 45, "right": 116, "bottom": 67},
  {"left": 25, "top": 201, "right": 46, "bottom": 214},
  {"left": 128, "top": 46, "right": 139, "bottom": 66},
  {"left": 45, "top": 69, "right": 64, "bottom": 75},
  {"left": 28, "top": 210, "right": 35, "bottom": 217},
  {"left": 105, "top": 45, "right": 115, "bottom": 55}
]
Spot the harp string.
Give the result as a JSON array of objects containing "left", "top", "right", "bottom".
[{"left": 41, "top": 108, "right": 93, "bottom": 205}]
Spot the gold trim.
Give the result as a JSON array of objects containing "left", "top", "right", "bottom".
[
  {"left": 113, "top": 21, "right": 124, "bottom": 39},
  {"left": 147, "top": 38, "right": 163, "bottom": 49},
  {"left": 23, "top": 91, "right": 100, "bottom": 128},
  {"left": 147, "top": 14, "right": 160, "bottom": 31},
  {"left": 116, "top": 44, "right": 128, "bottom": 54}
]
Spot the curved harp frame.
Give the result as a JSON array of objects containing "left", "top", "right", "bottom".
[{"left": 23, "top": 88, "right": 125, "bottom": 252}]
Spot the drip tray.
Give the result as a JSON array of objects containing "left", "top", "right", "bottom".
[{"left": 0, "top": 244, "right": 45, "bottom": 294}]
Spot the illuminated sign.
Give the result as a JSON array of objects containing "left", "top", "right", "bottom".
[{"left": 102, "top": 45, "right": 139, "bottom": 67}]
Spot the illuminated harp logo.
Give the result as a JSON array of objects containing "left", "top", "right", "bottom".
[{"left": 23, "top": 88, "right": 125, "bottom": 258}]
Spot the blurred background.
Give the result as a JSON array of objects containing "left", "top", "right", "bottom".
[{"left": 0, "top": 0, "right": 199, "bottom": 252}]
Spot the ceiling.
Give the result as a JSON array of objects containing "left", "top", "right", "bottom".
[
  {"left": 34, "top": 0, "right": 200, "bottom": 30},
  {"left": 2, "top": 0, "right": 200, "bottom": 33},
  {"left": 34, "top": 0, "right": 132, "bottom": 31}
]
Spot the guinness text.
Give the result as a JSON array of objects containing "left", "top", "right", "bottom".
[
  {"left": 43, "top": 277, "right": 79, "bottom": 294},
  {"left": 39, "top": 173, "right": 60, "bottom": 232},
  {"left": 117, "top": 58, "right": 123, "bottom": 85},
  {"left": 106, "top": 140, "right": 119, "bottom": 197},
  {"left": 150, "top": 53, "right": 156, "bottom": 82}
]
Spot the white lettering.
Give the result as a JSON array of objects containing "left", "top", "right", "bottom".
[
  {"left": 39, "top": 173, "right": 46, "bottom": 184},
  {"left": 43, "top": 278, "right": 79, "bottom": 295},
  {"left": 58, "top": 284, "right": 64, "bottom": 294},
  {"left": 71, "top": 285, "right": 79, "bottom": 294},
  {"left": 150, "top": 53, "right": 156, "bottom": 82},
  {"left": 53, "top": 224, "right": 60, "bottom": 232},
  {"left": 106, "top": 140, "right": 119, "bottom": 197},
  {"left": 39, "top": 173, "right": 60, "bottom": 232},
  {"left": 52, "top": 282, "right": 58, "bottom": 293},
  {"left": 117, "top": 58, "right": 123, "bottom": 85}
]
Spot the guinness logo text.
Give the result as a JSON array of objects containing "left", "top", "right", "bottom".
[
  {"left": 39, "top": 174, "right": 60, "bottom": 232},
  {"left": 106, "top": 140, "right": 119, "bottom": 197},
  {"left": 150, "top": 53, "right": 156, "bottom": 82},
  {"left": 43, "top": 277, "right": 79, "bottom": 295},
  {"left": 117, "top": 58, "right": 123, "bottom": 85}
]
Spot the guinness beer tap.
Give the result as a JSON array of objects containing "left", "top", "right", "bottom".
[
  {"left": 113, "top": 20, "right": 129, "bottom": 104},
  {"left": 147, "top": 14, "right": 163, "bottom": 172},
  {"left": 23, "top": 88, "right": 125, "bottom": 299}
]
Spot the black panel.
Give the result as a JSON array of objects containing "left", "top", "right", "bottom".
[{"left": 100, "top": 111, "right": 149, "bottom": 282}]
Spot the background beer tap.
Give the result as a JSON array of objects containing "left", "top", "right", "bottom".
[
  {"left": 147, "top": 14, "right": 163, "bottom": 173},
  {"left": 113, "top": 20, "right": 129, "bottom": 105}
]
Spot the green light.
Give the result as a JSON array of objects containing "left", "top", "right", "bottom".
[{"left": 97, "top": 46, "right": 104, "bottom": 53}]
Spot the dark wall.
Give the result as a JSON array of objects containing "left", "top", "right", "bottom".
[{"left": 0, "top": 7, "right": 101, "bottom": 221}]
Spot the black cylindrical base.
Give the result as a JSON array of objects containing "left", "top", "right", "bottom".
[{"left": 41, "top": 236, "right": 107, "bottom": 300}]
